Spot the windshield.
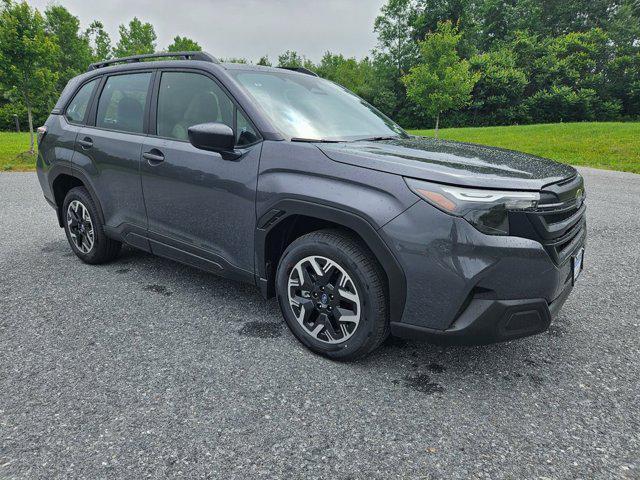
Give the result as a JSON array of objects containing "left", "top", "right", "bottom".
[{"left": 230, "top": 70, "right": 407, "bottom": 142}]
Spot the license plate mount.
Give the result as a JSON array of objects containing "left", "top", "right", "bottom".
[{"left": 572, "top": 247, "right": 584, "bottom": 284}]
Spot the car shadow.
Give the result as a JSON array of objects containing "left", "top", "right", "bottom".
[{"left": 48, "top": 240, "right": 568, "bottom": 390}]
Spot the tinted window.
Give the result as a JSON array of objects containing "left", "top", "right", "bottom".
[
  {"left": 96, "top": 73, "right": 151, "bottom": 134},
  {"left": 157, "top": 72, "right": 234, "bottom": 141},
  {"left": 65, "top": 79, "right": 97, "bottom": 124}
]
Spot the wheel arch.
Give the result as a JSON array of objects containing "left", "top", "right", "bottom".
[
  {"left": 256, "top": 199, "right": 406, "bottom": 324},
  {"left": 49, "top": 165, "right": 105, "bottom": 228}
]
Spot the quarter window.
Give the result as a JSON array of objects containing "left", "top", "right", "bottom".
[
  {"left": 236, "top": 110, "right": 260, "bottom": 146},
  {"left": 65, "top": 79, "right": 97, "bottom": 124},
  {"left": 96, "top": 73, "right": 152, "bottom": 134}
]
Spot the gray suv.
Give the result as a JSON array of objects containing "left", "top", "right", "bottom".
[{"left": 36, "top": 52, "right": 586, "bottom": 360}]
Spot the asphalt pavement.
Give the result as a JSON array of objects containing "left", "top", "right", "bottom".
[{"left": 1, "top": 168, "right": 638, "bottom": 479}]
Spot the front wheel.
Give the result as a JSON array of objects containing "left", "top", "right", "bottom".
[{"left": 276, "top": 229, "right": 389, "bottom": 360}]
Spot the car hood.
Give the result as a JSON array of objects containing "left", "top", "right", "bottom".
[{"left": 317, "top": 136, "right": 577, "bottom": 190}]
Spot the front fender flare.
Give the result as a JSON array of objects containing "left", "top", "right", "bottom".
[{"left": 255, "top": 199, "right": 406, "bottom": 325}]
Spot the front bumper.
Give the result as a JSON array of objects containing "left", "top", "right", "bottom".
[
  {"left": 380, "top": 200, "right": 584, "bottom": 344},
  {"left": 390, "top": 281, "right": 572, "bottom": 345}
]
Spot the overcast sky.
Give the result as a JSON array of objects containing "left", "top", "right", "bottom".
[{"left": 28, "top": 0, "right": 388, "bottom": 62}]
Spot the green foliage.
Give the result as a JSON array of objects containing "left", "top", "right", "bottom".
[
  {"left": 468, "top": 48, "right": 529, "bottom": 124},
  {"left": 0, "top": 100, "right": 26, "bottom": 131},
  {"left": 402, "top": 21, "right": 479, "bottom": 133},
  {"left": 412, "top": 0, "right": 478, "bottom": 56},
  {"left": 373, "top": 0, "right": 420, "bottom": 74},
  {"left": 315, "top": 53, "right": 375, "bottom": 99},
  {"left": 257, "top": 55, "right": 272, "bottom": 66},
  {"left": 410, "top": 122, "right": 640, "bottom": 173},
  {"left": 113, "top": 17, "right": 156, "bottom": 57},
  {"left": 526, "top": 86, "right": 621, "bottom": 122},
  {"left": 44, "top": 5, "right": 93, "bottom": 91},
  {"left": 221, "top": 57, "right": 248, "bottom": 64},
  {"left": 167, "top": 35, "right": 201, "bottom": 52},
  {"left": 0, "top": 0, "right": 59, "bottom": 151},
  {"left": 84, "top": 21, "right": 111, "bottom": 62},
  {"left": 277, "top": 50, "right": 314, "bottom": 70},
  {"left": 0, "top": 0, "right": 639, "bottom": 135}
]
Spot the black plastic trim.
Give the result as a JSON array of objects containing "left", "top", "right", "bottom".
[
  {"left": 89, "top": 51, "right": 219, "bottom": 70},
  {"left": 48, "top": 164, "right": 107, "bottom": 228},
  {"left": 255, "top": 199, "right": 407, "bottom": 324},
  {"left": 390, "top": 285, "right": 574, "bottom": 345}
]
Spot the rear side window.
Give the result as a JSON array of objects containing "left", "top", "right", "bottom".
[
  {"left": 65, "top": 79, "right": 97, "bottom": 124},
  {"left": 96, "top": 73, "right": 152, "bottom": 134},
  {"left": 156, "top": 72, "right": 234, "bottom": 141}
]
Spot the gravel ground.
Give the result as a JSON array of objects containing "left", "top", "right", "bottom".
[{"left": 1, "top": 168, "right": 639, "bottom": 479}]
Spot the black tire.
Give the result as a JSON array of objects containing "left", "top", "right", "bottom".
[
  {"left": 62, "top": 186, "right": 121, "bottom": 264},
  {"left": 276, "top": 229, "right": 389, "bottom": 361}
]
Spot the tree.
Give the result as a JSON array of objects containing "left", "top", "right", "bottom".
[
  {"left": 113, "top": 17, "right": 156, "bottom": 57},
  {"left": 221, "top": 57, "right": 248, "bottom": 64},
  {"left": 167, "top": 35, "right": 201, "bottom": 52},
  {"left": 412, "top": 0, "right": 478, "bottom": 56},
  {"left": 402, "top": 21, "right": 479, "bottom": 135},
  {"left": 315, "top": 52, "right": 377, "bottom": 101},
  {"left": 44, "top": 5, "right": 93, "bottom": 89},
  {"left": 257, "top": 55, "right": 272, "bottom": 66},
  {"left": 85, "top": 20, "right": 111, "bottom": 62},
  {"left": 468, "top": 48, "right": 529, "bottom": 125},
  {"left": 374, "top": 0, "right": 420, "bottom": 76},
  {"left": 0, "top": 0, "right": 58, "bottom": 152},
  {"left": 277, "top": 50, "right": 315, "bottom": 70}
]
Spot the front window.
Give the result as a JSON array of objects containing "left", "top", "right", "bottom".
[
  {"left": 230, "top": 70, "right": 407, "bottom": 142},
  {"left": 156, "top": 71, "right": 260, "bottom": 146}
]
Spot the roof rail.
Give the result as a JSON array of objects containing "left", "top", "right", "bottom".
[
  {"left": 277, "top": 66, "right": 318, "bottom": 77},
  {"left": 88, "top": 51, "right": 220, "bottom": 71}
]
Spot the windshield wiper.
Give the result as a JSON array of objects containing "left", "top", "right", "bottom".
[
  {"left": 354, "top": 136, "right": 400, "bottom": 142},
  {"left": 290, "top": 137, "right": 341, "bottom": 143}
]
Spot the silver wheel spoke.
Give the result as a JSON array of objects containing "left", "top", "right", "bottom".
[
  {"left": 309, "top": 324, "right": 324, "bottom": 339},
  {"left": 287, "top": 255, "right": 361, "bottom": 345},
  {"left": 339, "top": 288, "right": 358, "bottom": 304},
  {"left": 67, "top": 200, "right": 94, "bottom": 254}
]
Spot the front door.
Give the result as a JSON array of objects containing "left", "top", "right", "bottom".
[{"left": 140, "top": 70, "right": 262, "bottom": 279}]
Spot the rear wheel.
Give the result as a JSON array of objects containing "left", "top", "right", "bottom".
[
  {"left": 62, "top": 187, "right": 121, "bottom": 264},
  {"left": 276, "top": 229, "right": 389, "bottom": 360}
]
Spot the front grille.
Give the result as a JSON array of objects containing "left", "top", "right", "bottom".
[{"left": 510, "top": 174, "right": 586, "bottom": 265}]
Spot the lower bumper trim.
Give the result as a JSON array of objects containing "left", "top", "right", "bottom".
[{"left": 390, "top": 285, "right": 573, "bottom": 346}]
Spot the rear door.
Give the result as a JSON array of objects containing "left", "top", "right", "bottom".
[
  {"left": 140, "top": 69, "right": 262, "bottom": 278},
  {"left": 74, "top": 71, "right": 154, "bottom": 246}
]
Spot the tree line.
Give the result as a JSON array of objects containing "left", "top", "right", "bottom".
[{"left": 1, "top": 0, "right": 639, "bottom": 145}]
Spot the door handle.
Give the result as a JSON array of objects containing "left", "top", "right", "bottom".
[
  {"left": 78, "top": 137, "right": 93, "bottom": 149},
  {"left": 143, "top": 149, "right": 165, "bottom": 165}
]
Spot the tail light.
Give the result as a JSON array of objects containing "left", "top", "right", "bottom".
[{"left": 37, "top": 126, "right": 47, "bottom": 145}]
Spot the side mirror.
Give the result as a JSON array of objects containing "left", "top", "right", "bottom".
[{"left": 187, "top": 122, "right": 241, "bottom": 160}]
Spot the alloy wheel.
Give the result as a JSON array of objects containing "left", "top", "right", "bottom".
[
  {"left": 66, "top": 199, "right": 95, "bottom": 254},
  {"left": 287, "top": 255, "right": 361, "bottom": 344}
]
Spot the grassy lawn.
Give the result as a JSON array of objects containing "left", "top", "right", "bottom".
[
  {"left": 410, "top": 122, "right": 640, "bottom": 174},
  {"left": 1, "top": 122, "right": 639, "bottom": 173},
  {"left": 0, "top": 132, "right": 37, "bottom": 171}
]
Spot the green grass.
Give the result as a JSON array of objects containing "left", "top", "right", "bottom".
[
  {"left": 2, "top": 122, "right": 639, "bottom": 173},
  {"left": 409, "top": 122, "right": 640, "bottom": 174},
  {"left": 0, "top": 132, "right": 37, "bottom": 171}
]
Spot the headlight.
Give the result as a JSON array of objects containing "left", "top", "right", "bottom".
[{"left": 405, "top": 178, "right": 540, "bottom": 235}]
